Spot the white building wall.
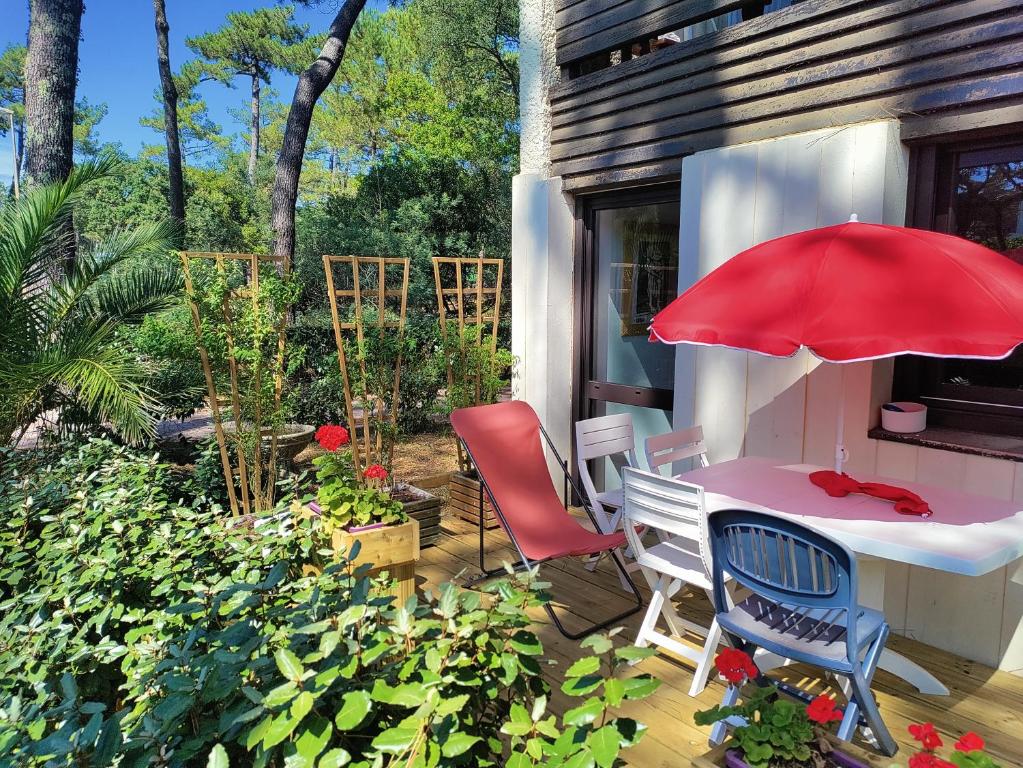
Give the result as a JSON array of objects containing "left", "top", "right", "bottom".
[
  {"left": 512, "top": 0, "right": 575, "bottom": 482},
  {"left": 677, "top": 120, "right": 1023, "bottom": 672}
]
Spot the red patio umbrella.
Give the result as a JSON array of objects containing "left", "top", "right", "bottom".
[{"left": 649, "top": 216, "right": 1023, "bottom": 472}]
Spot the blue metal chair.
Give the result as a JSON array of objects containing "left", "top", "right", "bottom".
[{"left": 706, "top": 509, "right": 897, "bottom": 756}]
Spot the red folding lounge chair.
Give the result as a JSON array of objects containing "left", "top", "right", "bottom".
[{"left": 450, "top": 400, "right": 643, "bottom": 639}]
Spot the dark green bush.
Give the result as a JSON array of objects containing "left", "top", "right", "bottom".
[{"left": 0, "top": 441, "right": 657, "bottom": 767}]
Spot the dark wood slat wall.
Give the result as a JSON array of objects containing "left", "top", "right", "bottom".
[{"left": 552, "top": 0, "right": 1023, "bottom": 191}]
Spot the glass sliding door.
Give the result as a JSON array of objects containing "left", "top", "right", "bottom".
[{"left": 577, "top": 187, "right": 680, "bottom": 491}]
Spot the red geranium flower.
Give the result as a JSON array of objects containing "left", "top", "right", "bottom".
[
  {"left": 909, "top": 722, "right": 943, "bottom": 751},
  {"left": 363, "top": 463, "right": 389, "bottom": 481},
  {"left": 806, "top": 695, "right": 843, "bottom": 724},
  {"left": 909, "top": 753, "right": 956, "bottom": 768},
  {"left": 714, "top": 648, "right": 758, "bottom": 685},
  {"left": 954, "top": 732, "right": 985, "bottom": 753},
  {"left": 315, "top": 424, "right": 350, "bottom": 452}
]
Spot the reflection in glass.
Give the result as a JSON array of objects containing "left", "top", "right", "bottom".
[
  {"left": 593, "top": 203, "right": 679, "bottom": 391},
  {"left": 941, "top": 149, "right": 1023, "bottom": 392}
]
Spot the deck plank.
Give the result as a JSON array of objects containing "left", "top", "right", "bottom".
[{"left": 410, "top": 512, "right": 1023, "bottom": 767}]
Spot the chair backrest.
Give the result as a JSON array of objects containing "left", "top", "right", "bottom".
[
  {"left": 575, "top": 413, "right": 638, "bottom": 462},
  {"left": 621, "top": 467, "right": 711, "bottom": 577},
  {"left": 450, "top": 400, "right": 593, "bottom": 562},
  {"left": 575, "top": 414, "right": 638, "bottom": 515},
  {"left": 645, "top": 426, "right": 710, "bottom": 475},
  {"left": 707, "top": 509, "right": 860, "bottom": 648}
]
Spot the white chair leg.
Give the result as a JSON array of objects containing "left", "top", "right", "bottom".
[
  {"left": 609, "top": 548, "right": 635, "bottom": 593},
  {"left": 689, "top": 617, "right": 723, "bottom": 697},
  {"left": 635, "top": 582, "right": 665, "bottom": 651}
]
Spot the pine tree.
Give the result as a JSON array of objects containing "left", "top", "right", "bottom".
[{"left": 187, "top": 7, "right": 307, "bottom": 184}]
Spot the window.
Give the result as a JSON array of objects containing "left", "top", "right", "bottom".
[
  {"left": 568, "top": 0, "right": 799, "bottom": 78},
  {"left": 893, "top": 140, "right": 1023, "bottom": 436}
]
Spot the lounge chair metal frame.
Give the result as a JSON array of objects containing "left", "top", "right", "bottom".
[{"left": 458, "top": 420, "right": 644, "bottom": 640}]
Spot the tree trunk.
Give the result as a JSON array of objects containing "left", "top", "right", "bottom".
[
  {"left": 152, "top": 0, "right": 186, "bottom": 241},
  {"left": 248, "top": 74, "right": 260, "bottom": 185},
  {"left": 25, "top": 0, "right": 83, "bottom": 187},
  {"left": 270, "top": 0, "right": 367, "bottom": 266}
]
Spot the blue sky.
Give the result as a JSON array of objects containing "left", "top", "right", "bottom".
[{"left": 1, "top": 1, "right": 388, "bottom": 187}]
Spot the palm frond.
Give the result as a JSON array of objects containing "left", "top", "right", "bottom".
[
  {"left": 0, "top": 158, "right": 121, "bottom": 304},
  {"left": 47, "top": 322, "right": 157, "bottom": 445},
  {"left": 48, "top": 218, "right": 180, "bottom": 324},
  {"left": 88, "top": 261, "right": 184, "bottom": 325}
]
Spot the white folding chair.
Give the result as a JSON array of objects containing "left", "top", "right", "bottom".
[
  {"left": 575, "top": 413, "right": 639, "bottom": 535},
  {"left": 645, "top": 425, "right": 710, "bottom": 477},
  {"left": 575, "top": 414, "right": 642, "bottom": 589},
  {"left": 621, "top": 466, "right": 724, "bottom": 697}
]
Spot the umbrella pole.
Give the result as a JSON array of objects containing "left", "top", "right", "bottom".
[{"left": 835, "top": 365, "right": 847, "bottom": 474}]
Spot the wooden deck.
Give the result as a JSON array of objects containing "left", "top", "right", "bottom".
[{"left": 415, "top": 512, "right": 1023, "bottom": 768}]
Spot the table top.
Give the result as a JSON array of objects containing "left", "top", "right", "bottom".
[{"left": 681, "top": 457, "right": 1023, "bottom": 577}]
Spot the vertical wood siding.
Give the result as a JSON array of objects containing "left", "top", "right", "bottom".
[{"left": 551, "top": 0, "right": 1023, "bottom": 191}]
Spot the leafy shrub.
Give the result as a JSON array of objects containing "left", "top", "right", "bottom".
[
  {"left": 285, "top": 311, "right": 351, "bottom": 428},
  {"left": 125, "top": 306, "right": 207, "bottom": 420},
  {"left": 0, "top": 440, "right": 657, "bottom": 766}
]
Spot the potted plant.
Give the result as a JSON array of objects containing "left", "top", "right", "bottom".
[
  {"left": 691, "top": 649, "right": 887, "bottom": 768},
  {"left": 305, "top": 424, "right": 419, "bottom": 601},
  {"left": 441, "top": 321, "right": 514, "bottom": 529}
]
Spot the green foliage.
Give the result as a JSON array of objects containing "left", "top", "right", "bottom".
[
  {"left": 186, "top": 6, "right": 308, "bottom": 84},
  {"left": 0, "top": 440, "right": 656, "bottom": 767},
  {"left": 284, "top": 311, "right": 351, "bottom": 427},
  {"left": 0, "top": 158, "right": 180, "bottom": 445},
  {"left": 186, "top": 257, "right": 300, "bottom": 511},
  {"left": 396, "top": 318, "right": 443, "bottom": 434},
  {"left": 695, "top": 684, "right": 816, "bottom": 768},
  {"left": 124, "top": 306, "right": 206, "bottom": 419},
  {"left": 314, "top": 478, "right": 407, "bottom": 531},
  {"left": 951, "top": 752, "right": 1002, "bottom": 768},
  {"left": 440, "top": 322, "right": 514, "bottom": 411},
  {"left": 0, "top": 44, "right": 26, "bottom": 126}
]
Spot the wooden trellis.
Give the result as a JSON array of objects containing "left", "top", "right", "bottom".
[
  {"left": 180, "top": 251, "right": 289, "bottom": 517},
  {"left": 433, "top": 254, "right": 505, "bottom": 471},
  {"left": 323, "top": 255, "right": 410, "bottom": 481}
]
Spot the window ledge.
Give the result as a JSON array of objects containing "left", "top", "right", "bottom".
[{"left": 868, "top": 426, "right": 1023, "bottom": 463}]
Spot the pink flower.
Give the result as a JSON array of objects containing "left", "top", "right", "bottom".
[
  {"left": 363, "top": 464, "right": 389, "bottom": 481},
  {"left": 315, "top": 425, "right": 350, "bottom": 452}
]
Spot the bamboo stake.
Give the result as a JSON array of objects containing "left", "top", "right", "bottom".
[
  {"left": 181, "top": 254, "right": 241, "bottom": 516},
  {"left": 216, "top": 254, "right": 252, "bottom": 517},
  {"left": 323, "top": 255, "right": 362, "bottom": 478},
  {"left": 431, "top": 255, "right": 506, "bottom": 474},
  {"left": 323, "top": 255, "right": 410, "bottom": 482},
  {"left": 181, "top": 251, "right": 290, "bottom": 516}
]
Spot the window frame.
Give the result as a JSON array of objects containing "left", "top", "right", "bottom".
[{"left": 893, "top": 136, "right": 1023, "bottom": 436}]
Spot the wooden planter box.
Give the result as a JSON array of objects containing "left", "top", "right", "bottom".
[
  {"left": 313, "top": 518, "right": 420, "bottom": 604},
  {"left": 449, "top": 470, "right": 500, "bottom": 529},
  {"left": 392, "top": 484, "right": 443, "bottom": 548},
  {"left": 692, "top": 733, "right": 886, "bottom": 768}
]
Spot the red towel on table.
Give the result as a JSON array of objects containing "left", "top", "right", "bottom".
[{"left": 809, "top": 470, "right": 932, "bottom": 517}]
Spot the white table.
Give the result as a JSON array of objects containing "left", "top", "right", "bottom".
[{"left": 682, "top": 457, "right": 1023, "bottom": 696}]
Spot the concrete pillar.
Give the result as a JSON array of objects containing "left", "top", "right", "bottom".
[{"left": 512, "top": 0, "right": 575, "bottom": 482}]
